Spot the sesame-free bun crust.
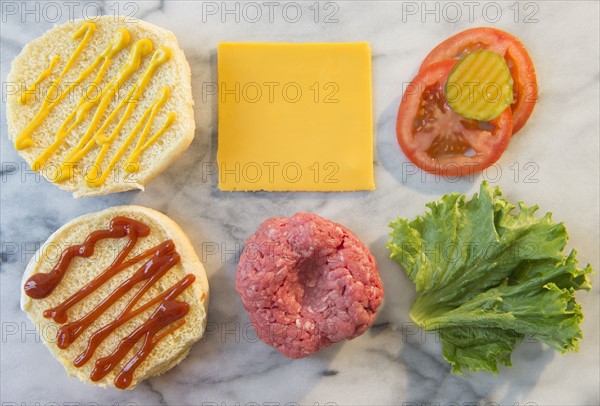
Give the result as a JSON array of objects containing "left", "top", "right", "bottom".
[
  {"left": 21, "top": 206, "right": 209, "bottom": 389},
  {"left": 6, "top": 16, "right": 195, "bottom": 197}
]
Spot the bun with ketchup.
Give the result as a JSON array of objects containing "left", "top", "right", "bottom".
[
  {"left": 20, "top": 206, "right": 209, "bottom": 389},
  {"left": 6, "top": 16, "right": 195, "bottom": 198}
]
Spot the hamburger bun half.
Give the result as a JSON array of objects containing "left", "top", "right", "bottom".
[
  {"left": 21, "top": 205, "right": 209, "bottom": 389},
  {"left": 7, "top": 16, "right": 195, "bottom": 197}
]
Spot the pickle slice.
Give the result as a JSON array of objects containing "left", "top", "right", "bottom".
[{"left": 445, "top": 50, "right": 514, "bottom": 121}]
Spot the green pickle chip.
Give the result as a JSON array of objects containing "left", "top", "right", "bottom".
[{"left": 445, "top": 50, "right": 514, "bottom": 121}]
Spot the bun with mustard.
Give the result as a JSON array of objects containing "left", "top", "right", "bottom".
[{"left": 6, "top": 16, "right": 195, "bottom": 197}]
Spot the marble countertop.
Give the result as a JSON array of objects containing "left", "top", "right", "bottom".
[{"left": 1, "top": 1, "right": 598, "bottom": 405}]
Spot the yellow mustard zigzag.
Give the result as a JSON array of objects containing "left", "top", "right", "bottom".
[{"left": 15, "top": 21, "right": 176, "bottom": 188}]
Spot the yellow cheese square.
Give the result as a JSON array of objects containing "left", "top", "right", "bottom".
[{"left": 217, "top": 42, "right": 374, "bottom": 191}]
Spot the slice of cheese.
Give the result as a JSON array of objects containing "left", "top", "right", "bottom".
[{"left": 217, "top": 42, "right": 374, "bottom": 191}]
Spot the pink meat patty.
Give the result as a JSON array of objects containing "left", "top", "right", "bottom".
[{"left": 236, "top": 212, "right": 384, "bottom": 358}]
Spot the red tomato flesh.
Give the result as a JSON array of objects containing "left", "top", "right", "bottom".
[{"left": 397, "top": 60, "right": 513, "bottom": 177}]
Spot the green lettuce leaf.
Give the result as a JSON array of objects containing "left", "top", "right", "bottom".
[{"left": 388, "top": 181, "right": 592, "bottom": 374}]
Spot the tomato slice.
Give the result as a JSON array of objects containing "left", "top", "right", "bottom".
[
  {"left": 420, "top": 27, "right": 537, "bottom": 135},
  {"left": 397, "top": 60, "right": 513, "bottom": 177}
]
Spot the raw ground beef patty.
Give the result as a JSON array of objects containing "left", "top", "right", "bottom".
[{"left": 236, "top": 212, "right": 384, "bottom": 358}]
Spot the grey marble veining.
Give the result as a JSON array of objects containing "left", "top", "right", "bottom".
[{"left": 1, "top": 1, "right": 599, "bottom": 405}]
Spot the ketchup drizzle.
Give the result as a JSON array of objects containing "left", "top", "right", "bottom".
[
  {"left": 24, "top": 217, "right": 150, "bottom": 300},
  {"left": 23, "top": 217, "right": 196, "bottom": 389}
]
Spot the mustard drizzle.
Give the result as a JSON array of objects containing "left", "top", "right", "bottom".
[
  {"left": 15, "top": 21, "right": 97, "bottom": 150},
  {"left": 32, "top": 29, "right": 131, "bottom": 169},
  {"left": 20, "top": 56, "right": 61, "bottom": 105},
  {"left": 125, "top": 112, "right": 177, "bottom": 172},
  {"left": 58, "top": 45, "right": 172, "bottom": 184},
  {"left": 16, "top": 22, "right": 176, "bottom": 188},
  {"left": 54, "top": 38, "right": 156, "bottom": 183},
  {"left": 86, "top": 87, "right": 176, "bottom": 187}
]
